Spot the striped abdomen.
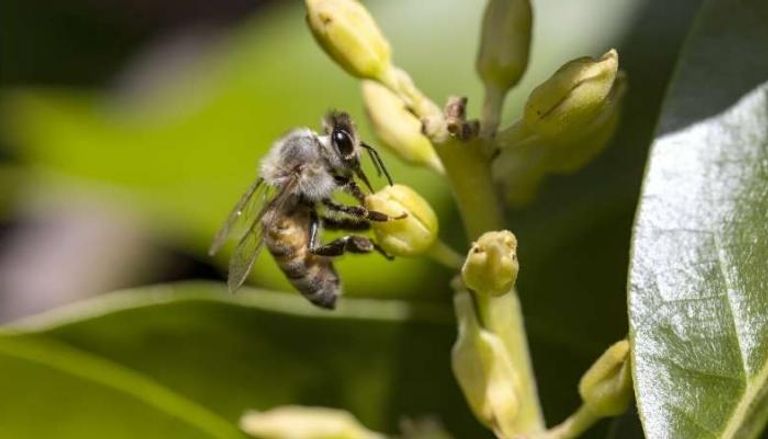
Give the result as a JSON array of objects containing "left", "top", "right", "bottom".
[{"left": 263, "top": 207, "right": 340, "bottom": 309}]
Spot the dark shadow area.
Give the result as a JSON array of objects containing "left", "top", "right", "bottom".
[
  {"left": 657, "top": 0, "right": 768, "bottom": 136},
  {"left": 509, "top": 0, "right": 704, "bottom": 432}
]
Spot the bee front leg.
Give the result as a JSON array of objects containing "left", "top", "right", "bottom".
[{"left": 343, "top": 179, "right": 367, "bottom": 204}]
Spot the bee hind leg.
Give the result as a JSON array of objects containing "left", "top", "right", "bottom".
[{"left": 310, "top": 235, "right": 373, "bottom": 256}]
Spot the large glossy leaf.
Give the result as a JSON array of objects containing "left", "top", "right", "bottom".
[
  {"left": 628, "top": 0, "right": 768, "bottom": 437},
  {"left": 0, "top": 282, "right": 489, "bottom": 437}
]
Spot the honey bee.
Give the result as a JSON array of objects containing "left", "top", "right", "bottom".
[{"left": 208, "top": 111, "right": 401, "bottom": 309}]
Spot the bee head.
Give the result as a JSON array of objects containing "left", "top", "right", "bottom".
[
  {"left": 323, "top": 110, "right": 394, "bottom": 191},
  {"left": 323, "top": 110, "right": 358, "bottom": 160}
]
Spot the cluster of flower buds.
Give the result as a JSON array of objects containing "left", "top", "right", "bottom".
[
  {"left": 305, "top": 0, "right": 447, "bottom": 262},
  {"left": 452, "top": 230, "right": 544, "bottom": 436},
  {"left": 240, "top": 406, "right": 384, "bottom": 439},
  {"left": 305, "top": 0, "right": 444, "bottom": 169},
  {"left": 493, "top": 49, "right": 627, "bottom": 205}
]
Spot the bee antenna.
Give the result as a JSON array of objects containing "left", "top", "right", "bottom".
[
  {"left": 361, "top": 142, "right": 394, "bottom": 186},
  {"left": 354, "top": 167, "right": 375, "bottom": 193}
]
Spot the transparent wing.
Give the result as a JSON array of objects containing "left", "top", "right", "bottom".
[
  {"left": 226, "top": 176, "right": 300, "bottom": 292},
  {"left": 209, "top": 177, "right": 269, "bottom": 256}
]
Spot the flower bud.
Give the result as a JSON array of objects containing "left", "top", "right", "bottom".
[
  {"left": 240, "top": 406, "right": 384, "bottom": 439},
  {"left": 523, "top": 49, "right": 619, "bottom": 141},
  {"left": 365, "top": 184, "right": 438, "bottom": 256},
  {"left": 476, "top": 0, "right": 532, "bottom": 92},
  {"left": 305, "top": 0, "right": 393, "bottom": 81},
  {"left": 362, "top": 81, "right": 444, "bottom": 173},
  {"left": 543, "top": 71, "right": 627, "bottom": 173},
  {"left": 493, "top": 71, "right": 627, "bottom": 206},
  {"left": 452, "top": 290, "right": 520, "bottom": 437},
  {"left": 578, "top": 340, "right": 633, "bottom": 417},
  {"left": 462, "top": 230, "right": 519, "bottom": 296}
]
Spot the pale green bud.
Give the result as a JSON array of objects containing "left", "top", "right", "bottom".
[
  {"left": 462, "top": 230, "right": 519, "bottom": 296},
  {"left": 543, "top": 71, "right": 627, "bottom": 173},
  {"left": 578, "top": 340, "right": 633, "bottom": 417},
  {"left": 306, "top": 0, "right": 392, "bottom": 81},
  {"left": 523, "top": 49, "right": 619, "bottom": 140},
  {"left": 476, "top": 0, "right": 532, "bottom": 92},
  {"left": 240, "top": 406, "right": 384, "bottom": 439},
  {"left": 451, "top": 290, "right": 520, "bottom": 437},
  {"left": 365, "top": 184, "right": 438, "bottom": 256},
  {"left": 361, "top": 81, "right": 444, "bottom": 173}
]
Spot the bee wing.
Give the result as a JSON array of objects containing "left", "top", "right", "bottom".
[
  {"left": 226, "top": 175, "right": 300, "bottom": 292},
  {"left": 209, "top": 177, "right": 269, "bottom": 256}
]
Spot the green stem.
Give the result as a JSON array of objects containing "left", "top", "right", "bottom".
[
  {"left": 427, "top": 240, "right": 464, "bottom": 270},
  {"left": 540, "top": 405, "right": 600, "bottom": 439},
  {"left": 435, "top": 137, "right": 545, "bottom": 435},
  {"left": 480, "top": 83, "right": 506, "bottom": 139},
  {"left": 432, "top": 137, "right": 504, "bottom": 240},
  {"left": 378, "top": 64, "right": 545, "bottom": 436},
  {"left": 486, "top": 291, "right": 546, "bottom": 434}
]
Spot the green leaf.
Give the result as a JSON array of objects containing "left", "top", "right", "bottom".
[
  {"left": 628, "top": 0, "right": 768, "bottom": 438},
  {"left": 0, "top": 336, "right": 243, "bottom": 438},
  {"left": 0, "top": 281, "right": 487, "bottom": 437}
]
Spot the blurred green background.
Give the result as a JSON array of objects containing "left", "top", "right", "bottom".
[{"left": 0, "top": 0, "right": 702, "bottom": 437}]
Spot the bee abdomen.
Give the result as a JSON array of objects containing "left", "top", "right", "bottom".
[{"left": 267, "top": 241, "right": 340, "bottom": 309}]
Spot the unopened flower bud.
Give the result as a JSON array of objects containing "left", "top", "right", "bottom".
[
  {"left": 578, "top": 340, "right": 632, "bottom": 417},
  {"left": 362, "top": 81, "right": 444, "bottom": 173},
  {"left": 523, "top": 49, "right": 619, "bottom": 140},
  {"left": 544, "top": 71, "right": 627, "bottom": 173},
  {"left": 365, "top": 184, "right": 438, "bottom": 256},
  {"left": 452, "top": 290, "right": 520, "bottom": 437},
  {"left": 306, "top": 0, "right": 392, "bottom": 81},
  {"left": 240, "top": 406, "right": 384, "bottom": 439},
  {"left": 476, "top": 0, "right": 532, "bottom": 92},
  {"left": 462, "top": 231, "right": 519, "bottom": 296}
]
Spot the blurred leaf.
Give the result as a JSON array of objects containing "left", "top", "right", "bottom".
[
  {"left": 628, "top": 0, "right": 768, "bottom": 438},
  {"left": 0, "top": 281, "right": 488, "bottom": 437},
  {"left": 0, "top": 336, "right": 243, "bottom": 438}
]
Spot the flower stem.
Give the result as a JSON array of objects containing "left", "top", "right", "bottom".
[
  {"left": 540, "top": 405, "right": 600, "bottom": 439},
  {"left": 377, "top": 65, "right": 545, "bottom": 436},
  {"left": 480, "top": 83, "right": 506, "bottom": 139},
  {"left": 432, "top": 137, "right": 504, "bottom": 240},
  {"left": 427, "top": 240, "right": 464, "bottom": 270}
]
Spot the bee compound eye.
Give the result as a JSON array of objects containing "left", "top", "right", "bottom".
[{"left": 333, "top": 130, "right": 355, "bottom": 157}]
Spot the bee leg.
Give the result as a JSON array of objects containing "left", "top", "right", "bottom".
[
  {"left": 344, "top": 180, "right": 367, "bottom": 203},
  {"left": 322, "top": 199, "right": 406, "bottom": 222},
  {"left": 321, "top": 215, "right": 370, "bottom": 231},
  {"left": 310, "top": 235, "right": 394, "bottom": 260},
  {"left": 309, "top": 212, "right": 393, "bottom": 260}
]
